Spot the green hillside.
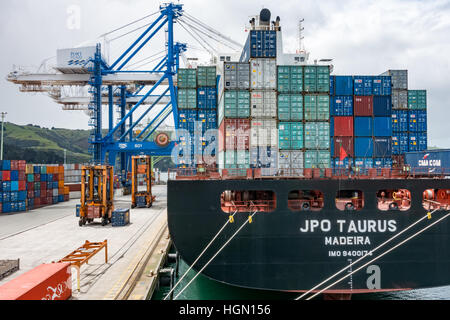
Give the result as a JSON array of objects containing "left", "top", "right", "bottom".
[{"left": 2, "top": 122, "right": 91, "bottom": 164}]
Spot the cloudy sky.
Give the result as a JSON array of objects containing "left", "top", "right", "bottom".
[{"left": 1, "top": 0, "right": 450, "bottom": 147}]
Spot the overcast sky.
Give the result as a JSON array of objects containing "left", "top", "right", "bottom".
[{"left": 1, "top": 0, "right": 449, "bottom": 147}]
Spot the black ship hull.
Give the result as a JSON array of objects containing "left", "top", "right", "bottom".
[{"left": 167, "top": 178, "right": 450, "bottom": 293}]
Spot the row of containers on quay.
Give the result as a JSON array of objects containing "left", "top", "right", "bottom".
[
  {"left": 0, "top": 161, "right": 71, "bottom": 214},
  {"left": 174, "top": 30, "right": 428, "bottom": 176}
]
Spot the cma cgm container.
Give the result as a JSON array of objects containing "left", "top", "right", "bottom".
[
  {"left": 223, "top": 62, "right": 250, "bottom": 90},
  {"left": 240, "top": 30, "right": 277, "bottom": 62},
  {"left": 404, "top": 149, "right": 450, "bottom": 175},
  {"left": 250, "top": 59, "right": 277, "bottom": 89},
  {"left": 278, "top": 94, "right": 303, "bottom": 121},
  {"left": 277, "top": 66, "right": 303, "bottom": 93},
  {"left": 251, "top": 91, "right": 277, "bottom": 118}
]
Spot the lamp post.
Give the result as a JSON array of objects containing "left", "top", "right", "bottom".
[{"left": 0, "top": 112, "right": 7, "bottom": 161}]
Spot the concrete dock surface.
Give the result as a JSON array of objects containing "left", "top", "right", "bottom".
[{"left": 0, "top": 185, "right": 169, "bottom": 300}]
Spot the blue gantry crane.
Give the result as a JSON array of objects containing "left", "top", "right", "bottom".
[{"left": 7, "top": 2, "right": 242, "bottom": 185}]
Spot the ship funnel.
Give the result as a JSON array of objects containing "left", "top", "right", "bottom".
[{"left": 259, "top": 8, "right": 271, "bottom": 26}]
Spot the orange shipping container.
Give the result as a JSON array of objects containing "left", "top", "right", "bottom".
[
  {"left": 58, "top": 180, "right": 65, "bottom": 188},
  {"left": 0, "top": 263, "right": 72, "bottom": 300},
  {"left": 58, "top": 165, "right": 64, "bottom": 174}
]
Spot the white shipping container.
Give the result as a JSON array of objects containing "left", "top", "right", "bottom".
[
  {"left": 251, "top": 91, "right": 277, "bottom": 118},
  {"left": 56, "top": 46, "right": 101, "bottom": 72},
  {"left": 279, "top": 151, "right": 304, "bottom": 176},
  {"left": 251, "top": 119, "right": 278, "bottom": 147},
  {"left": 251, "top": 59, "right": 276, "bottom": 89}
]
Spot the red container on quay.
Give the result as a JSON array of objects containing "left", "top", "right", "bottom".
[
  {"left": 333, "top": 137, "right": 354, "bottom": 158},
  {"left": 354, "top": 96, "right": 373, "bottom": 116},
  {"left": 40, "top": 182, "right": 47, "bottom": 190},
  {"left": 10, "top": 160, "right": 18, "bottom": 171},
  {"left": 18, "top": 161, "right": 26, "bottom": 171},
  {"left": 34, "top": 173, "right": 40, "bottom": 181},
  {"left": 18, "top": 181, "right": 26, "bottom": 191},
  {"left": 0, "top": 263, "right": 72, "bottom": 300},
  {"left": 18, "top": 171, "right": 25, "bottom": 181},
  {"left": 218, "top": 119, "right": 250, "bottom": 152},
  {"left": 333, "top": 116, "right": 354, "bottom": 137}
]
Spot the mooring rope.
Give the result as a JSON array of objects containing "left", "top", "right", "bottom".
[
  {"left": 298, "top": 209, "right": 450, "bottom": 300},
  {"left": 173, "top": 209, "right": 258, "bottom": 300},
  {"left": 163, "top": 208, "right": 238, "bottom": 300}
]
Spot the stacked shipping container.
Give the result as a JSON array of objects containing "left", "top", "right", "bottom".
[
  {"left": 176, "top": 67, "right": 218, "bottom": 167},
  {"left": 0, "top": 161, "right": 69, "bottom": 214}
]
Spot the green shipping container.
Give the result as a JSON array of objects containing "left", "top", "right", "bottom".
[
  {"left": 197, "top": 66, "right": 217, "bottom": 87},
  {"left": 279, "top": 122, "right": 304, "bottom": 150},
  {"left": 278, "top": 94, "right": 303, "bottom": 121},
  {"left": 304, "top": 66, "right": 317, "bottom": 93},
  {"left": 178, "top": 89, "right": 197, "bottom": 109},
  {"left": 408, "top": 90, "right": 427, "bottom": 110},
  {"left": 303, "top": 65, "right": 330, "bottom": 93},
  {"left": 222, "top": 90, "right": 250, "bottom": 118},
  {"left": 277, "top": 66, "right": 303, "bottom": 93},
  {"left": 304, "top": 150, "right": 331, "bottom": 169},
  {"left": 316, "top": 66, "right": 330, "bottom": 93},
  {"left": 177, "top": 68, "right": 197, "bottom": 88},
  {"left": 304, "top": 95, "right": 317, "bottom": 121},
  {"left": 317, "top": 95, "right": 330, "bottom": 120}
]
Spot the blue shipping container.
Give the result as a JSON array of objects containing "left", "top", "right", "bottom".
[
  {"left": 2, "top": 160, "right": 11, "bottom": 171},
  {"left": 417, "top": 110, "right": 427, "bottom": 132},
  {"left": 373, "top": 117, "right": 392, "bottom": 137},
  {"left": 374, "top": 137, "right": 392, "bottom": 157},
  {"left": 418, "top": 133, "right": 427, "bottom": 151},
  {"left": 408, "top": 111, "right": 418, "bottom": 132},
  {"left": 354, "top": 117, "right": 373, "bottom": 137},
  {"left": 404, "top": 149, "right": 450, "bottom": 175},
  {"left": 373, "top": 76, "right": 392, "bottom": 96},
  {"left": 2, "top": 181, "right": 11, "bottom": 192},
  {"left": 334, "top": 76, "right": 353, "bottom": 95},
  {"left": 392, "top": 133, "right": 409, "bottom": 155},
  {"left": 240, "top": 30, "right": 277, "bottom": 61},
  {"left": 112, "top": 208, "right": 131, "bottom": 227},
  {"left": 197, "top": 87, "right": 217, "bottom": 109},
  {"left": 373, "top": 96, "right": 392, "bottom": 116},
  {"left": 331, "top": 96, "right": 353, "bottom": 116},
  {"left": 392, "top": 110, "right": 408, "bottom": 132},
  {"left": 355, "top": 137, "right": 374, "bottom": 157},
  {"left": 355, "top": 158, "right": 374, "bottom": 168},
  {"left": 329, "top": 76, "right": 335, "bottom": 96},
  {"left": 11, "top": 171, "right": 18, "bottom": 181},
  {"left": 354, "top": 76, "right": 373, "bottom": 96},
  {"left": 10, "top": 181, "right": 19, "bottom": 192}
]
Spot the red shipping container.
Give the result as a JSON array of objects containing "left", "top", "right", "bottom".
[
  {"left": 0, "top": 263, "right": 72, "bottom": 300},
  {"left": 219, "top": 119, "right": 250, "bottom": 152},
  {"left": 34, "top": 198, "right": 41, "bottom": 206},
  {"left": 18, "top": 181, "right": 26, "bottom": 191},
  {"left": 47, "top": 196, "right": 52, "bottom": 204},
  {"left": 334, "top": 116, "right": 354, "bottom": 137},
  {"left": 53, "top": 173, "right": 59, "bottom": 181},
  {"left": 40, "top": 197, "right": 47, "bottom": 205},
  {"left": 34, "top": 173, "right": 41, "bottom": 182},
  {"left": 354, "top": 96, "right": 373, "bottom": 116},
  {"left": 27, "top": 182, "right": 34, "bottom": 191},
  {"left": 47, "top": 190, "right": 53, "bottom": 197},
  {"left": 0, "top": 203, "right": 2, "bottom": 213},
  {"left": 18, "top": 171, "right": 25, "bottom": 181},
  {"left": 2, "top": 171, "right": 10, "bottom": 181},
  {"left": 41, "top": 182, "right": 47, "bottom": 190},
  {"left": 18, "top": 161, "right": 26, "bottom": 171},
  {"left": 28, "top": 190, "right": 34, "bottom": 198},
  {"left": 333, "top": 137, "right": 354, "bottom": 158},
  {"left": 10, "top": 160, "right": 18, "bottom": 171}
]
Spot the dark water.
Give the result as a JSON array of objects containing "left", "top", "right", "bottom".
[{"left": 152, "top": 259, "right": 450, "bottom": 300}]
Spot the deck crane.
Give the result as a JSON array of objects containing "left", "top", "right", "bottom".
[{"left": 6, "top": 2, "right": 242, "bottom": 183}]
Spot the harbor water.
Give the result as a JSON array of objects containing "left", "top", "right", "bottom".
[{"left": 152, "top": 258, "right": 450, "bottom": 300}]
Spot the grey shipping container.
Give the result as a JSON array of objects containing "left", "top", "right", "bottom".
[
  {"left": 251, "top": 91, "right": 277, "bottom": 118},
  {"left": 251, "top": 119, "right": 278, "bottom": 147},
  {"left": 392, "top": 89, "right": 408, "bottom": 110},
  {"left": 279, "top": 151, "right": 304, "bottom": 176},
  {"left": 250, "top": 59, "right": 277, "bottom": 90},
  {"left": 382, "top": 70, "right": 408, "bottom": 90},
  {"left": 223, "top": 62, "right": 250, "bottom": 90}
]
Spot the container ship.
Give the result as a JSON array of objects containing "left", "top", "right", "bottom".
[{"left": 167, "top": 8, "right": 450, "bottom": 298}]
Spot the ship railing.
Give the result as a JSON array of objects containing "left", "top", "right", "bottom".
[{"left": 221, "top": 200, "right": 276, "bottom": 213}]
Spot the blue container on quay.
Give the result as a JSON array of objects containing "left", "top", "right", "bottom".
[
  {"left": 0, "top": 193, "right": 2, "bottom": 203},
  {"left": 334, "top": 76, "right": 353, "bottom": 96},
  {"left": 10, "top": 192, "right": 19, "bottom": 202},
  {"left": 33, "top": 166, "right": 40, "bottom": 174},
  {"left": 58, "top": 195, "right": 64, "bottom": 202},
  {"left": 11, "top": 202, "right": 17, "bottom": 213},
  {"left": 3, "top": 193, "right": 10, "bottom": 202},
  {"left": 18, "top": 201, "right": 26, "bottom": 212},
  {"left": 354, "top": 117, "right": 373, "bottom": 137},
  {"left": 355, "top": 137, "right": 374, "bottom": 157},
  {"left": 2, "top": 202, "right": 11, "bottom": 213},
  {"left": 112, "top": 208, "right": 131, "bottom": 227},
  {"left": 331, "top": 96, "right": 353, "bottom": 116},
  {"left": 18, "top": 191, "right": 27, "bottom": 201},
  {"left": 373, "top": 96, "right": 392, "bottom": 116},
  {"left": 40, "top": 174, "right": 47, "bottom": 182},
  {"left": 373, "top": 117, "right": 392, "bottom": 137}
]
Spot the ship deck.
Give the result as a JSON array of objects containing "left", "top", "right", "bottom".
[{"left": 0, "top": 185, "right": 169, "bottom": 300}]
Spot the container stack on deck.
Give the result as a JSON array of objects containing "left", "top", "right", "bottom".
[
  {"left": 218, "top": 62, "right": 251, "bottom": 173},
  {"left": 0, "top": 161, "right": 69, "bottom": 214}
]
